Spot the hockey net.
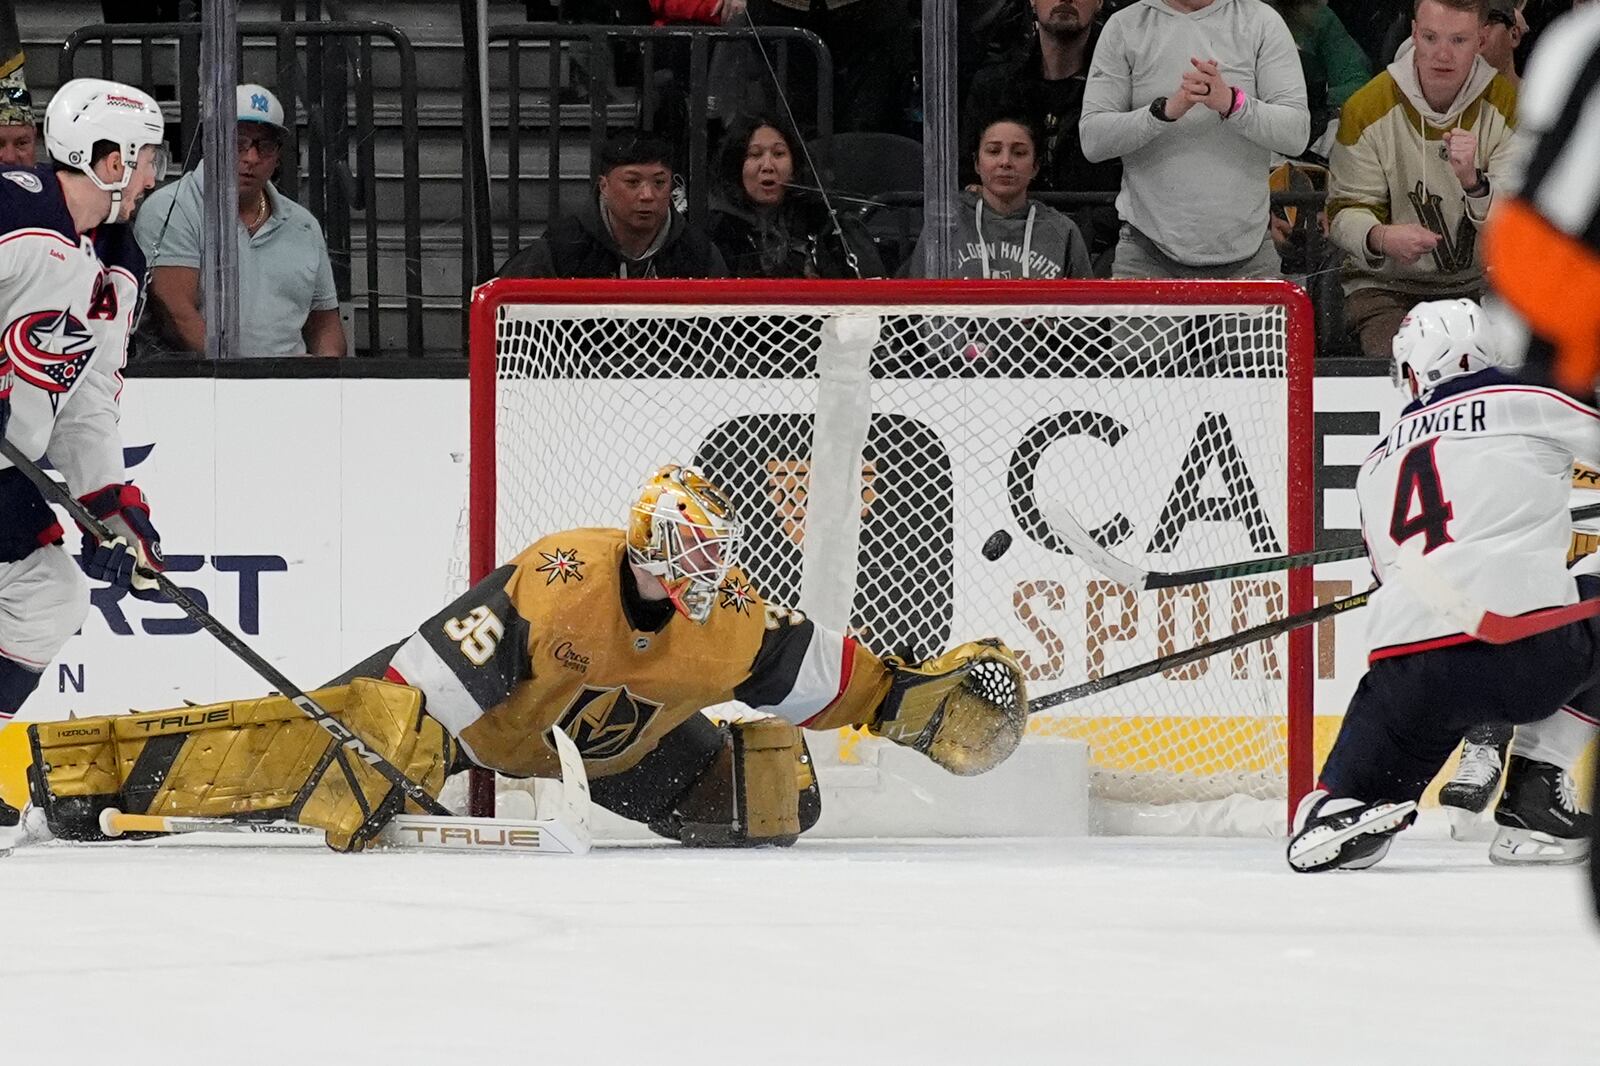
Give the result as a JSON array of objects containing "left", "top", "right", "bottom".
[{"left": 466, "top": 279, "right": 1314, "bottom": 833}]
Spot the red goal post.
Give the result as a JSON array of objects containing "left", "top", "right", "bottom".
[{"left": 467, "top": 278, "right": 1316, "bottom": 831}]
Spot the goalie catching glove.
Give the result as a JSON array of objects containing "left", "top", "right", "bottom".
[
  {"left": 76, "top": 483, "right": 165, "bottom": 599},
  {"left": 871, "top": 639, "right": 1029, "bottom": 776}
]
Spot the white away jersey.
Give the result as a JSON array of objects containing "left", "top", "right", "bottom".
[
  {"left": 0, "top": 164, "right": 144, "bottom": 496},
  {"left": 1356, "top": 370, "right": 1600, "bottom": 661}
]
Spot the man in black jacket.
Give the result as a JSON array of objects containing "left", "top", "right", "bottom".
[
  {"left": 962, "top": 0, "right": 1122, "bottom": 269},
  {"left": 499, "top": 132, "right": 727, "bottom": 279}
]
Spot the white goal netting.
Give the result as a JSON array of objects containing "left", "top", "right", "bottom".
[{"left": 467, "top": 279, "right": 1313, "bottom": 829}]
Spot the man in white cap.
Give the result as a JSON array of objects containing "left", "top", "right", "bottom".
[{"left": 136, "top": 83, "right": 344, "bottom": 357}]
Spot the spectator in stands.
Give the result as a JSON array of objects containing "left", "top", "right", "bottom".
[
  {"left": 499, "top": 132, "right": 726, "bottom": 278},
  {"left": 136, "top": 85, "right": 345, "bottom": 358},
  {"left": 1377, "top": 0, "right": 1528, "bottom": 67},
  {"left": 1326, "top": 0, "right": 1517, "bottom": 359},
  {"left": 0, "top": 84, "right": 38, "bottom": 167},
  {"left": 1080, "top": 0, "right": 1310, "bottom": 280},
  {"left": 645, "top": 0, "right": 747, "bottom": 22},
  {"left": 1266, "top": 0, "right": 1371, "bottom": 154},
  {"left": 905, "top": 113, "right": 1093, "bottom": 278},
  {"left": 1480, "top": 0, "right": 1529, "bottom": 84},
  {"left": 706, "top": 115, "right": 883, "bottom": 278},
  {"left": 963, "top": 0, "right": 1124, "bottom": 269}
]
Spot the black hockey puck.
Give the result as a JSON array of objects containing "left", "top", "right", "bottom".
[{"left": 981, "top": 530, "right": 1012, "bottom": 561}]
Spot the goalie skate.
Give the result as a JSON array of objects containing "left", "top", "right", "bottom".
[
  {"left": 1489, "top": 755, "right": 1591, "bottom": 866},
  {"left": 1287, "top": 790, "right": 1417, "bottom": 872}
]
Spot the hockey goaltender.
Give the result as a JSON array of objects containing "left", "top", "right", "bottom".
[{"left": 12, "top": 465, "right": 1029, "bottom": 851}]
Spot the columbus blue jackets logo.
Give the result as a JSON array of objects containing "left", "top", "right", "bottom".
[
  {"left": 1, "top": 170, "right": 43, "bottom": 193},
  {"left": 554, "top": 684, "right": 663, "bottom": 760},
  {"left": 4, "top": 309, "right": 96, "bottom": 395}
]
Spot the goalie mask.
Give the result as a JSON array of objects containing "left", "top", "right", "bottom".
[
  {"left": 1392, "top": 298, "right": 1496, "bottom": 401},
  {"left": 627, "top": 465, "right": 742, "bottom": 624}
]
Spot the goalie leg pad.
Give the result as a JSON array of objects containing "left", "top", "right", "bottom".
[
  {"left": 27, "top": 679, "right": 452, "bottom": 851},
  {"left": 654, "top": 718, "right": 819, "bottom": 847}
]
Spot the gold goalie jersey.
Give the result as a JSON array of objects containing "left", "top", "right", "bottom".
[{"left": 383, "top": 528, "right": 893, "bottom": 780}]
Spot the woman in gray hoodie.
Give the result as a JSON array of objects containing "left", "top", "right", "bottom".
[{"left": 906, "top": 111, "right": 1093, "bottom": 279}]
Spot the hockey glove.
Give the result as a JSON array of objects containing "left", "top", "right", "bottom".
[
  {"left": 77, "top": 483, "right": 166, "bottom": 600},
  {"left": 872, "top": 639, "right": 1029, "bottom": 776}
]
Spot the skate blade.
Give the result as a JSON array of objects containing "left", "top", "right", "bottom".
[
  {"left": 1444, "top": 806, "right": 1497, "bottom": 842},
  {"left": 1488, "top": 826, "right": 1591, "bottom": 866},
  {"left": 1288, "top": 801, "right": 1418, "bottom": 872}
]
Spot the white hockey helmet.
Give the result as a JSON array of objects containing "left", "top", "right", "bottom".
[
  {"left": 1391, "top": 298, "right": 1497, "bottom": 401},
  {"left": 43, "top": 78, "right": 168, "bottom": 222}
]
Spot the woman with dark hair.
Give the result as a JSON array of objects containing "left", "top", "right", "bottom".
[
  {"left": 905, "top": 112, "right": 1092, "bottom": 279},
  {"left": 705, "top": 115, "right": 884, "bottom": 279}
]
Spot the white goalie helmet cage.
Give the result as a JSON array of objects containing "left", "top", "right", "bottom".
[
  {"left": 625, "top": 464, "right": 743, "bottom": 624},
  {"left": 1392, "top": 298, "right": 1498, "bottom": 400}
]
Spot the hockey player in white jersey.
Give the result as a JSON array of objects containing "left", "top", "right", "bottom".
[
  {"left": 0, "top": 79, "right": 170, "bottom": 827},
  {"left": 1289, "top": 299, "right": 1600, "bottom": 872}
]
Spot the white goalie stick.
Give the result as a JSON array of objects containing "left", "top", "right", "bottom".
[
  {"left": 95, "top": 729, "right": 593, "bottom": 856},
  {"left": 1044, "top": 497, "right": 1600, "bottom": 592},
  {"left": 1389, "top": 542, "right": 1600, "bottom": 645}
]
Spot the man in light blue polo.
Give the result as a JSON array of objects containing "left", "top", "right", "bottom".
[{"left": 136, "top": 84, "right": 345, "bottom": 357}]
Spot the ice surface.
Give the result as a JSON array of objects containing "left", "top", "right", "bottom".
[{"left": 4, "top": 819, "right": 1596, "bottom": 1065}]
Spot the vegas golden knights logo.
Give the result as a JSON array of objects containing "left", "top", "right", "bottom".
[
  {"left": 554, "top": 685, "right": 663, "bottom": 759},
  {"left": 1407, "top": 180, "right": 1477, "bottom": 274}
]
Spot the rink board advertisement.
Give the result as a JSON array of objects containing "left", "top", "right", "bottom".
[
  {"left": 0, "top": 371, "right": 1401, "bottom": 801},
  {"left": 7, "top": 378, "right": 473, "bottom": 718}
]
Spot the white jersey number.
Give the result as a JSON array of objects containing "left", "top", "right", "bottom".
[{"left": 444, "top": 606, "right": 505, "bottom": 666}]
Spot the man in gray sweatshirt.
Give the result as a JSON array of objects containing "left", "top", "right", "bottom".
[{"left": 1080, "top": 0, "right": 1310, "bottom": 278}]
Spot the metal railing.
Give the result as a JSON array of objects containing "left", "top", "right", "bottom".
[
  {"left": 61, "top": 21, "right": 426, "bottom": 359},
  {"left": 480, "top": 24, "right": 834, "bottom": 273}
]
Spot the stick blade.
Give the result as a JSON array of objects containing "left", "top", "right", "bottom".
[
  {"left": 1039, "top": 497, "right": 1149, "bottom": 591},
  {"left": 547, "top": 726, "right": 593, "bottom": 853}
]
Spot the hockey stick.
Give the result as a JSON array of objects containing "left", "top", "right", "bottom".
[
  {"left": 94, "top": 728, "right": 591, "bottom": 853},
  {"left": 1028, "top": 589, "right": 1370, "bottom": 712},
  {"left": 1389, "top": 542, "right": 1600, "bottom": 645},
  {"left": 99, "top": 810, "right": 327, "bottom": 842},
  {"left": 0, "top": 437, "right": 455, "bottom": 817},
  {"left": 1043, "top": 497, "right": 1600, "bottom": 591},
  {"left": 98, "top": 812, "right": 590, "bottom": 854}
]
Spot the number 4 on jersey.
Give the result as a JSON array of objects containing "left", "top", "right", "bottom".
[{"left": 1390, "top": 439, "right": 1455, "bottom": 553}]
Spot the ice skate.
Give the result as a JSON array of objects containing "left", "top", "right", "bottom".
[
  {"left": 1439, "top": 723, "right": 1511, "bottom": 813},
  {"left": 1440, "top": 723, "right": 1512, "bottom": 840},
  {"left": 1489, "top": 755, "right": 1591, "bottom": 865},
  {"left": 1287, "top": 789, "right": 1417, "bottom": 872}
]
